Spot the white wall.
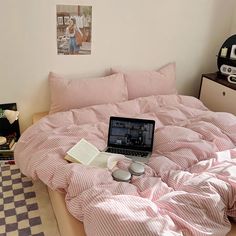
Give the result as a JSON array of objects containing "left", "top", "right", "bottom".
[
  {"left": 230, "top": 1, "right": 236, "bottom": 34},
  {"left": 0, "top": 0, "right": 235, "bottom": 132}
]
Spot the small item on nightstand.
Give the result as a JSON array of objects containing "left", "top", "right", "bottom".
[
  {"left": 4, "top": 160, "right": 15, "bottom": 165},
  {"left": 0, "top": 136, "right": 6, "bottom": 145},
  {"left": 0, "top": 134, "right": 16, "bottom": 150},
  {"left": 228, "top": 74, "right": 236, "bottom": 84},
  {"left": 217, "top": 34, "right": 236, "bottom": 77}
]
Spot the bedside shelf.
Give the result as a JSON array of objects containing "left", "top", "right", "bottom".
[{"left": 199, "top": 72, "right": 236, "bottom": 115}]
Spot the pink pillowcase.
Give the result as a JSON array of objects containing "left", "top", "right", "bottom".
[
  {"left": 48, "top": 72, "right": 128, "bottom": 114},
  {"left": 112, "top": 63, "right": 177, "bottom": 100}
]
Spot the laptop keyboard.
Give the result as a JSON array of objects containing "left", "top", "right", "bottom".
[{"left": 106, "top": 147, "right": 149, "bottom": 157}]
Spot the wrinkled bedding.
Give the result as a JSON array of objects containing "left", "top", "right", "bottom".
[{"left": 15, "top": 95, "right": 236, "bottom": 236}]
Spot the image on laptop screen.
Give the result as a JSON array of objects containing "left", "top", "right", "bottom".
[{"left": 108, "top": 117, "right": 155, "bottom": 152}]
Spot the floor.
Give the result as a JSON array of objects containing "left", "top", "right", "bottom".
[
  {"left": 227, "top": 222, "right": 236, "bottom": 236},
  {"left": 33, "top": 180, "right": 60, "bottom": 236}
]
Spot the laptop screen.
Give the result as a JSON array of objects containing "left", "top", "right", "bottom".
[{"left": 107, "top": 117, "right": 155, "bottom": 152}]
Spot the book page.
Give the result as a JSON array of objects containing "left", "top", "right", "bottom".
[
  {"left": 89, "top": 152, "right": 111, "bottom": 168},
  {"left": 66, "top": 138, "right": 100, "bottom": 165}
]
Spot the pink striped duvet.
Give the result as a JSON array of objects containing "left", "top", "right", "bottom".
[{"left": 15, "top": 95, "right": 236, "bottom": 236}]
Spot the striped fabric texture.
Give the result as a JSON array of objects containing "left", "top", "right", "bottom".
[{"left": 15, "top": 94, "right": 236, "bottom": 236}]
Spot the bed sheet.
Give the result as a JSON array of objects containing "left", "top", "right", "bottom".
[{"left": 15, "top": 95, "right": 236, "bottom": 236}]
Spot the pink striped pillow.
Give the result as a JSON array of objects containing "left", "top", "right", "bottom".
[
  {"left": 112, "top": 63, "right": 177, "bottom": 100},
  {"left": 48, "top": 72, "right": 128, "bottom": 114}
]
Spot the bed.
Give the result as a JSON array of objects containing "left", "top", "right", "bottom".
[{"left": 15, "top": 63, "right": 236, "bottom": 235}]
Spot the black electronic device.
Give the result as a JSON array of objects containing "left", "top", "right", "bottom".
[
  {"left": 217, "top": 34, "right": 236, "bottom": 77},
  {"left": 104, "top": 116, "right": 155, "bottom": 163},
  {"left": 0, "top": 103, "right": 20, "bottom": 141}
]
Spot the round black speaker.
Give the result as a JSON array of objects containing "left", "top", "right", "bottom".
[{"left": 217, "top": 34, "right": 236, "bottom": 71}]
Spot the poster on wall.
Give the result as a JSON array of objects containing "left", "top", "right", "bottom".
[{"left": 56, "top": 5, "right": 92, "bottom": 55}]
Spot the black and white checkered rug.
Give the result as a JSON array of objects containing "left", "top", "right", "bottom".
[{"left": 0, "top": 164, "right": 44, "bottom": 236}]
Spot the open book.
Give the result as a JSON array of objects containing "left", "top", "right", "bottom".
[{"left": 65, "top": 138, "right": 112, "bottom": 168}]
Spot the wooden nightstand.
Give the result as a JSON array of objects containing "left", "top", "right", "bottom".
[{"left": 199, "top": 72, "right": 236, "bottom": 115}]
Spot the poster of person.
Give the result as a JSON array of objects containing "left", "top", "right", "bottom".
[{"left": 56, "top": 5, "right": 92, "bottom": 55}]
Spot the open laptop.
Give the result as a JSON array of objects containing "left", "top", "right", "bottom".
[{"left": 104, "top": 116, "right": 155, "bottom": 163}]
